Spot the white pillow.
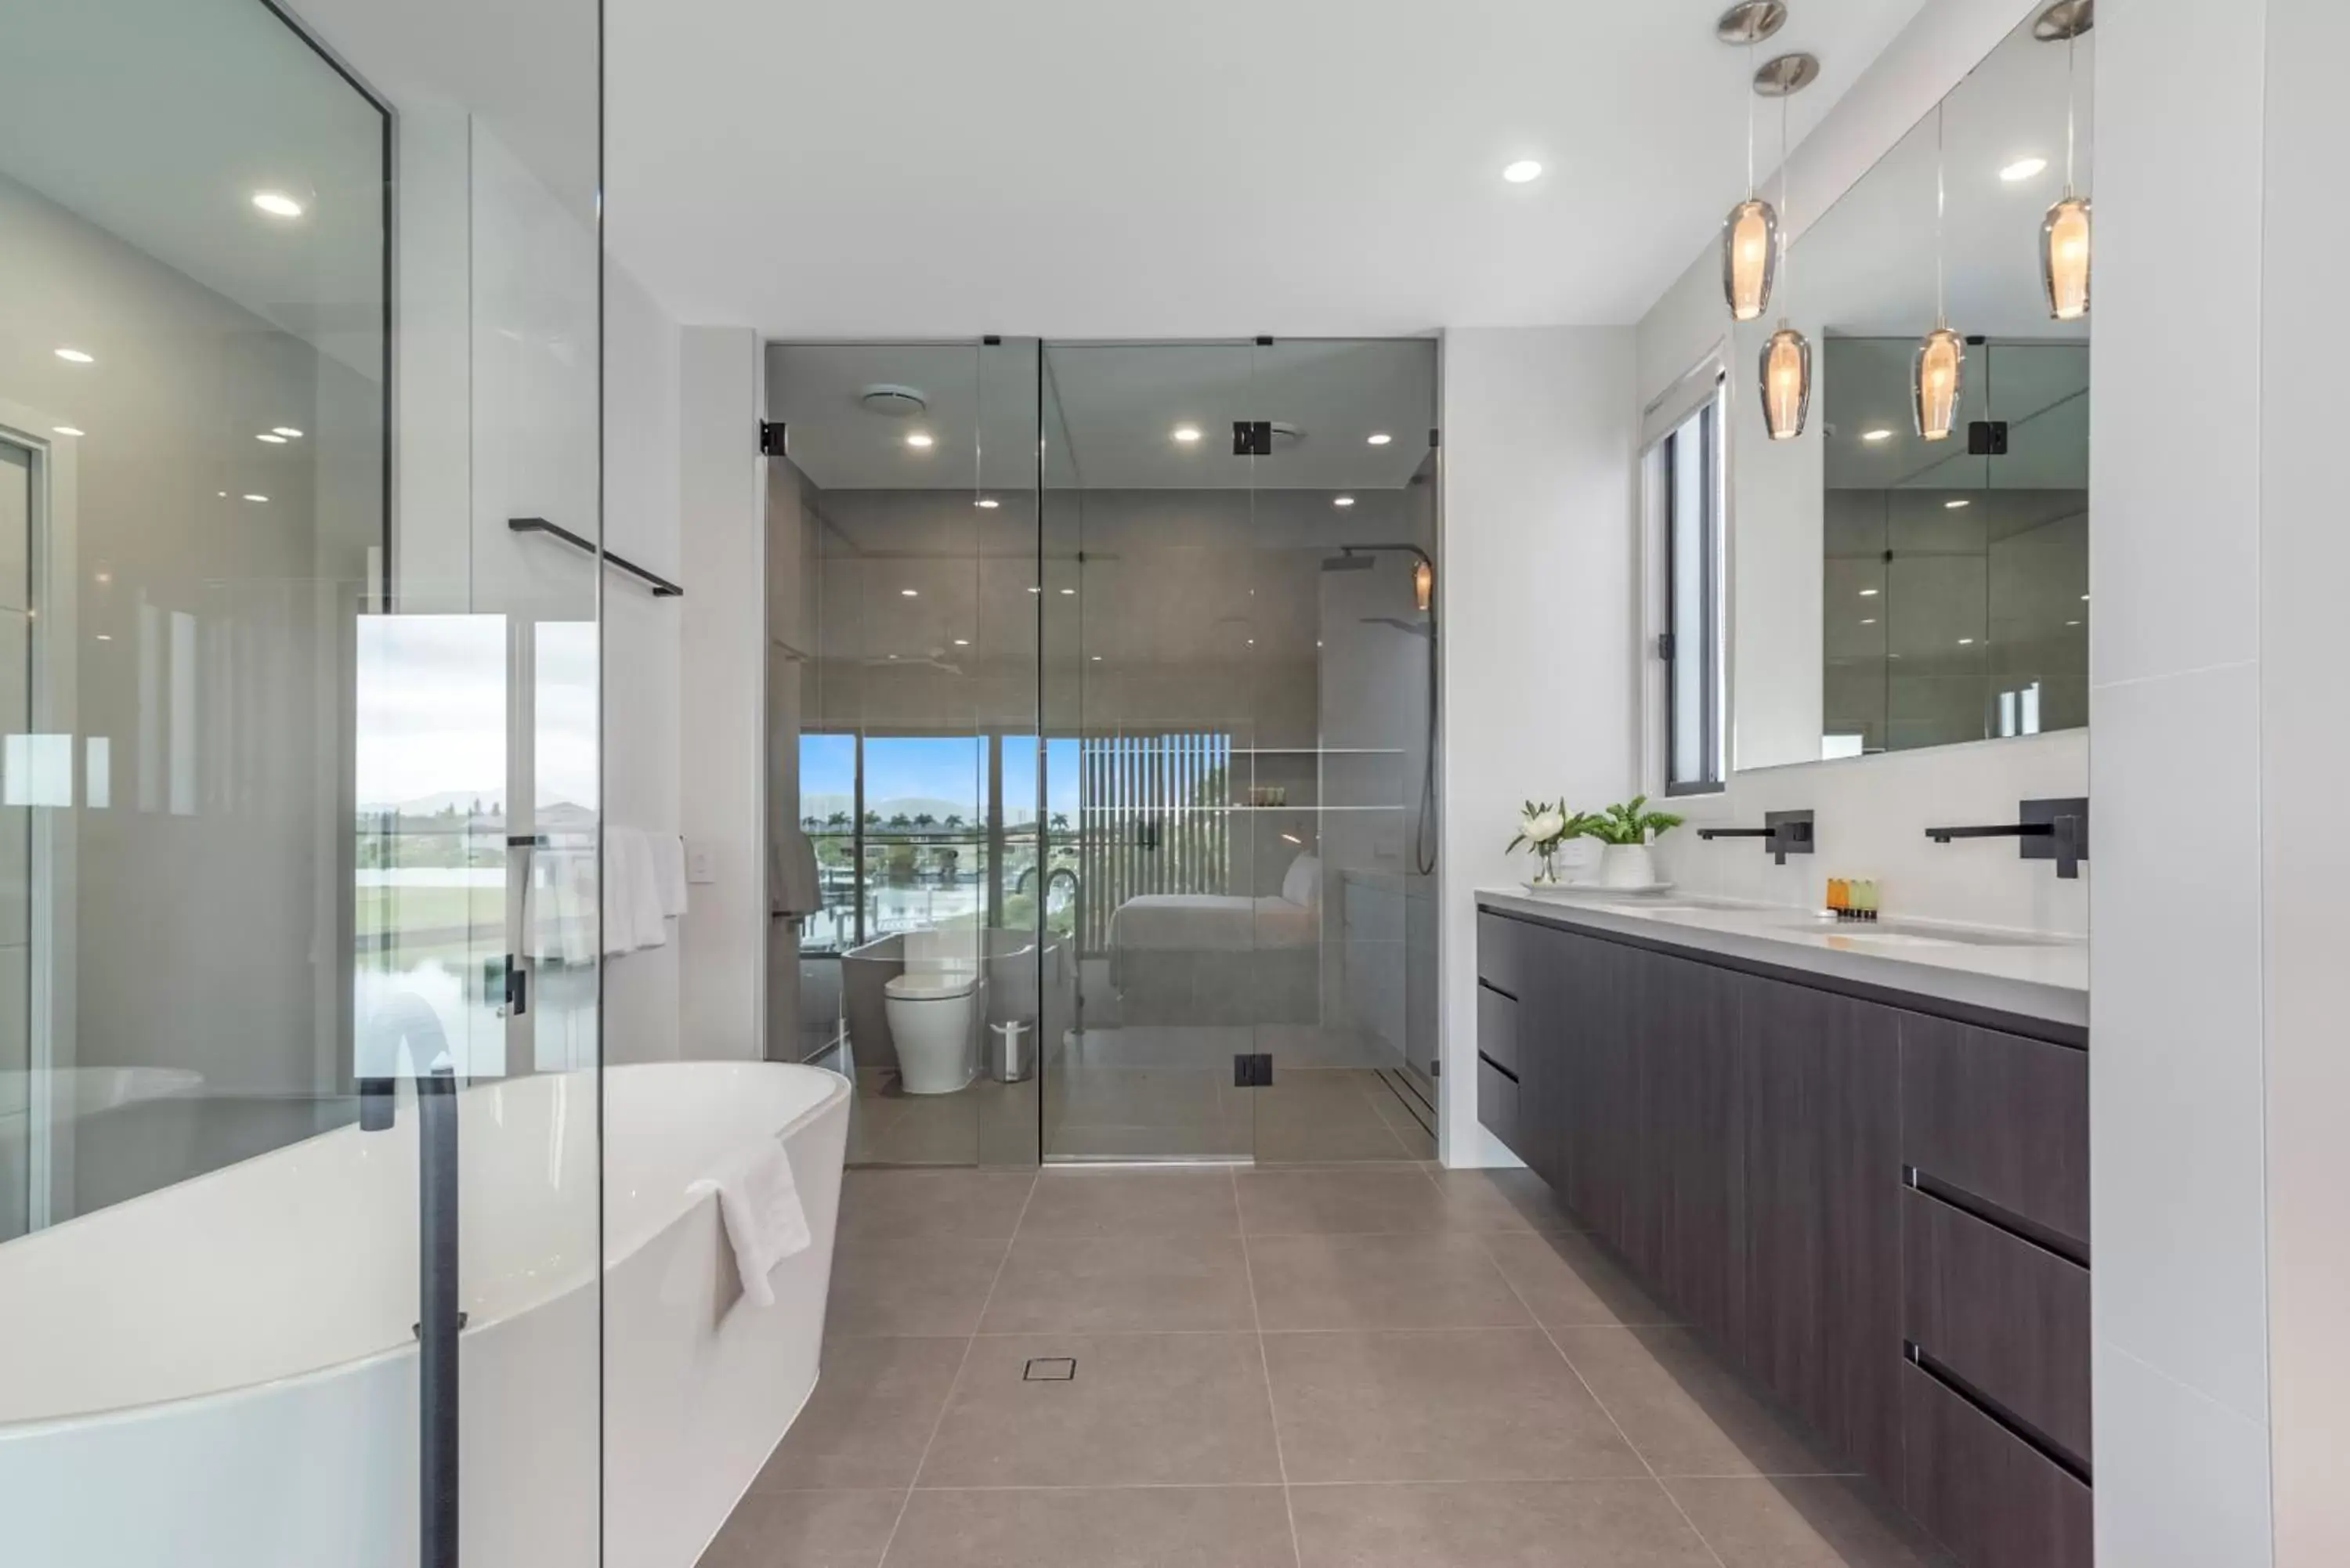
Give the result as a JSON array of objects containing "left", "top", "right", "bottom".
[{"left": 1281, "top": 853, "right": 1322, "bottom": 908}]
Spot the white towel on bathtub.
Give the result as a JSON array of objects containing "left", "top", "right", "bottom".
[{"left": 691, "top": 1138, "right": 812, "bottom": 1309}]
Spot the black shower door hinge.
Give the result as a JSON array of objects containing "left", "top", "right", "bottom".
[
  {"left": 1233, "top": 420, "right": 1273, "bottom": 457},
  {"left": 1656, "top": 631, "right": 1677, "bottom": 662},
  {"left": 1967, "top": 420, "right": 2009, "bottom": 456},
  {"left": 1233, "top": 1053, "right": 1274, "bottom": 1089},
  {"left": 759, "top": 421, "right": 786, "bottom": 457}
]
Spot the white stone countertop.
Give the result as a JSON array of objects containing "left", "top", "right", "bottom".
[{"left": 1475, "top": 886, "right": 2088, "bottom": 1032}]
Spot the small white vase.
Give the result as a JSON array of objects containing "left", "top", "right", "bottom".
[{"left": 1598, "top": 842, "right": 1657, "bottom": 890}]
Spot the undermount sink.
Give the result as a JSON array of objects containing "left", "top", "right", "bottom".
[{"left": 1766, "top": 913, "right": 2060, "bottom": 949}]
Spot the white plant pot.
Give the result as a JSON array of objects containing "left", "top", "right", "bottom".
[
  {"left": 1559, "top": 840, "right": 1604, "bottom": 885},
  {"left": 1597, "top": 842, "right": 1657, "bottom": 890}
]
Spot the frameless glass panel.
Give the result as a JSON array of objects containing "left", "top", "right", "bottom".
[{"left": 0, "top": 0, "right": 605, "bottom": 1562}]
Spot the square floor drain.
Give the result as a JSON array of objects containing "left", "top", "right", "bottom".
[{"left": 1023, "top": 1357, "right": 1077, "bottom": 1382}]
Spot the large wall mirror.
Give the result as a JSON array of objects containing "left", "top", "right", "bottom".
[{"left": 1731, "top": 5, "right": 2092, "bottom": 769}]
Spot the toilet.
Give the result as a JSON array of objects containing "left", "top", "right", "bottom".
[{"left": 884, "top": 930, "right": 983, "bottom": 1095}]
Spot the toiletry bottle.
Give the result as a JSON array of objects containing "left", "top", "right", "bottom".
[{"left": 1828, "top": 877, "right": 1848, "bottom": 918}]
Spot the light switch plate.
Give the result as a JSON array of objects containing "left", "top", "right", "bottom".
[{"left": 686, "top": 845, "right": 717, "bottom": 885}]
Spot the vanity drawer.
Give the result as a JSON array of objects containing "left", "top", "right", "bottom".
[
  {"left": 1900, "top": 1013, "right": 2089, "bottom": 1248},
  {"left": 1903, "top": 1188, "right": 2092, "bottom": 1467},
  {"left": 1902, "top": 1364, "right": 2092, "bottom": 1568},
  {"left": 1477, "top": 981, "right": 1520, "bottom": 1077},
  {"left": 1477, "top": 1054, "right": 1520, "bottom": 1153},
  {"left": 1477, "top": 912, "right": 1525, "bottom": 998}
]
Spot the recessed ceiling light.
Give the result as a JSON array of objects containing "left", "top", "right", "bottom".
[
  {"left": 1333, "top": 496, "right": 1356, "bottom": 508},
  {"left": 1059, "top": 587, "right": 1076, "bottom": 596},
  {"left": 1958, "top": 637, "right": 1977, "bottom": 645},
  {"left": 251, "top": 190, "right": 306, "bottom": 217},
  {"left": 1247, "top": 638, "right": 1256, "bottom": 646},
  {"left": 95, "top": 634, "right": 111, "bottom": 642},
  {"left": 1999, "top": 157, "right": 2048, "bottom": 183},
  {"left": 1944, "top": 498, "right": 1971, "bottom": 509},
  {"left": 953, "top": 638, "right": 970, "bottom": 646},
  {"left": 1860, "top": 428, "right": 1893, "bottom": 443},
  {"left": 243, "top": 494, "right": 269, "bottom": 503},
  {"left": 257, "top": 432, "right": 287, "bottom": 444},
  {"left": 899, "top": 588, "right": 919, "bottom": 598},
  {"left": 1366, "top": 432, "right": 1393, "bottom": 446},
  {"left": 52, "top": 425, "right": 84, "bottom": 437},
  {"left": 272, "top": 427, "right": 304, "bottom": 439},
  {"left": 1090, "top": 654, "right": 1102, "bottom": 662},
  {"left": 1172, "top": 425, "right": 1202, "bottom": 444},
  {"left": 93, "top": 570, "right": 110, "bottom": 585},
  {"left": 905, "top": 432, "right": 934, "bottom": 449},
  {"left": 2081, "top": 593, "right": 2091, "bottom": 602},
  {"left": 217, "top": 491, "right": 229, "bottom": 498},
  {"left": 1860, "top": 618, "right": 1878, "bottom": 626},
  {"left": 54, "top": 348, "right": 93, "bottom": 364},
  {"left": 2066, "top": 619, "right": 2082, "bottom": 627},
  {"left": 1859, "top": 587, "right": 1880, "bottom": 597},
  {"left": 974, "top": 497, "right": 1000, "bottom": 509},
  {"left": 1027, "top": 586, "right": 1042, "bottom": 594},
  {"left": 1502, "top": 160, "right": 1544, "bottom": 184}
]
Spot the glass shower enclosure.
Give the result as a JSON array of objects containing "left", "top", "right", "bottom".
[
  {"left": 0, "top": 1, "right": 607, "bottom": 1563},
  {"left": 772, "top": 337, "right": 1440, "bottom": 1167}
]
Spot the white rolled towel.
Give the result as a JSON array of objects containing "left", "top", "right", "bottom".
[{"left": 689, "top": 1138, "right": 812, "bottom": 1309}]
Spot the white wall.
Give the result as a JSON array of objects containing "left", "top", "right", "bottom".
[
  {"left": 1437, "top": 326, "right": 1637, "bottom": 1165},
  {"left": 2090, "top": 1, "right": 2350, "bottom": 1563},
  {"left": 602, "top": 262, "right": 683, "bottom": 1063},
  {"left": 677, "top": 327, "right": 767, "bottom": 1061},
  {"left": 2260, "top": 8, "right": 2350, "bottom": 1559}
]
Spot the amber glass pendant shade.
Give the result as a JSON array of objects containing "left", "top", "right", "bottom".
[
  {"left": 1722, "top": 198, "right": 1779, "bottom": 322},
  {"left": 1759, "top": 326, "right": 1811, "bottom": 441},
  {"left": 1913, "top": 328, "right": 1965, "bottom": 441},
  {"left": 2042, "top": 195, "right": 2092, "bottom": 321},
  {"left": 1412, "top": 558, "right": 1434, "bottom": 612}
]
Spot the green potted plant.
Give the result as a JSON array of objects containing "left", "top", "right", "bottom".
[
  {"left": 1582, "top": 796, "right": 1684, "bottom": 891},
  {"left": 1507, "top": 800, "right": 1600, "bottom": 887}
]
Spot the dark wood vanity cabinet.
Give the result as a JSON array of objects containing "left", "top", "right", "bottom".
[{"left": 1477, "top": 908, "right": 2091, "bottom": 1568}]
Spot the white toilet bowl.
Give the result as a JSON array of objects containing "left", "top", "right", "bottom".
[{"left": 884, "top": 935, "right": 982, "bottom": 1094}]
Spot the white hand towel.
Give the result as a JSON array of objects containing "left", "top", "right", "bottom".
[
  {"left": 689, "top": 1138, "right": 811, "bottom": 1309},
  {"left": 626, "top": 829, "right": 666, "bottom": 951},
  {"left": 602, "top": 827, "right": 670, "bottom": 955}
]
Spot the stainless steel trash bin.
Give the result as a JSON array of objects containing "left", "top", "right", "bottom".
[{"left": 989, "top": 1019, "right": 1035, "bottom": 1084}]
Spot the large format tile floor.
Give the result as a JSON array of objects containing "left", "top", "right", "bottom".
[{"left": 703, "top": 1165, "right": 1952, "bottom": 1568}]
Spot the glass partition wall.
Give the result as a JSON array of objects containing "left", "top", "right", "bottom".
[
  {"left": 773, "top": 338, "right": 1438, "bottom": 1167},
  {"left": 0, "top": 2, "right": 606, "bottom": 1564}
]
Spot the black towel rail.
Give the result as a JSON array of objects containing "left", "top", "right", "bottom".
[{"left": 508, "top": 516, "right": 684, "bottom": 597}]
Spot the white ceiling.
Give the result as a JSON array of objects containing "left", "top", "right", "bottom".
[{"left": 608, "top": 0, "right": 1929, "bottom": 338}]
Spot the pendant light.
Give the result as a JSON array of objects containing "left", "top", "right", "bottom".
[
  {"left": 1759, "top": 61, "right": 1811, "bottom": 441},
  {"left": 1914, "top": 101, "right": 1965, "bottom": 442},
  {"left": 2038, "top": 0, "right": 2094, "bottom": 320},
  {"left": 1716, "top": 3, "right": 1788, "bottom": 321}
]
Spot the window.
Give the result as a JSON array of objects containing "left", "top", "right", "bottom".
[{"left": 1656, "top": 388, "right": 1726, "bottom": 794}]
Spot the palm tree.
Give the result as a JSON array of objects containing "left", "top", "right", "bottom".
[
  {"left": 913, "top": 812, "right": 938, "bottom": 831},
  {"left": 826, "top": 810, "right": 851, "bottom": 830},
  {"left": 942, "top": 813, "right": 966, "bottom": 833},
  {"left": 888, "top": 812, "right": 912, "bottom": 831},
  {"left": 863, "top": 811, "right": 883, "bottom": 828},
  {"left": 801, "top": 815, "right": 822, "bottom": 832},
  {"left": 1050, "top": 811, "right": 1070, "bottom": 832}
]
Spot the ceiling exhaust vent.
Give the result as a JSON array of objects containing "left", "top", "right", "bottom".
[{"left": 857, "top": 384, "right": 928, "bottom": 418}]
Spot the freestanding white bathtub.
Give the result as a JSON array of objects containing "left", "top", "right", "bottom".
[{"left": 0, "top": 1060, "right": 851, "bottom": 1568}]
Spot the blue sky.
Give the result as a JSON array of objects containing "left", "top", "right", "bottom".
[{"left": 801, "top": 734, "right": 1080, "bottom": 820}]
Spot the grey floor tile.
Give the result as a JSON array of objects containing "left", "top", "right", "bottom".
[
  {"left": 862, "top": 1095, "right": 980, "bottom": 1166},
  {"left": 980, "top": 1232, "right": 1256, "bottom": 1333},
  {"left": 1040, "top": 1123, "right": 1255, "bottom": 1160},
  {"left": 1246, "top": 1232, "right": 1535, "bottom": 1331},
  {"left": 1663, "top": 1476, "right": 1958, "bottom": 1566},
  {"left": 700, "top": 1489, "right": 906, "bottom": 1568},
  {"left": 825, "top": 1236, "right": 1012, "bottom": 1339},
  {"left": 837, "top": 1169, "right": 1035, "bottom": 1241},
  {"left": 1045, "top": 1066, "right": 1225, "bottom": 1129},
  {"left": 1236, "top": 1168, "right": 1452, "bottom": 1235},
  {"left": 1480, "top": 1231, "right": 1687, "bottom": 1328},
  {"left": 916, "top": 1332, "right": 1281, "bottom": 1488},
  {"left": 1288, "top": 1479, "right": 1719, "bottom": 1567},
  {"left": 1017, "top": 1168, "right": 1240, "bottom": 1237},
  {"left": 757, "top": 1338, "right": 971, "bottom": 1491},
  {"left": 881, "top": 1486, "right": 1295, "bottom": 1568},
  {"left": 1553, "top": 1328, "right": 1852, "bottom": 1479},
  {"left": 1424, "top": 1167, "right": 1582, "bottom": 1233},
  {"left": 1262, "top": 1328, "right": 1648, "bottom": 1483},
  {"left": 1250, "top": 1116, "right": 1420, "bottom": 1164}
]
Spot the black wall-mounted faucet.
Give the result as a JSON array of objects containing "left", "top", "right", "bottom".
[
  {"left": 1925, "top": 797, "right": 2090, "bottom": 879},
  {"left": 1698, "top": 809, "right": 1816, "bottom": 866}
]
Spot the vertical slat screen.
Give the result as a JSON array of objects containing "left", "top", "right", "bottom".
[{"left": 1078, "top": 730, "right": 1231, "bottom": 955}]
